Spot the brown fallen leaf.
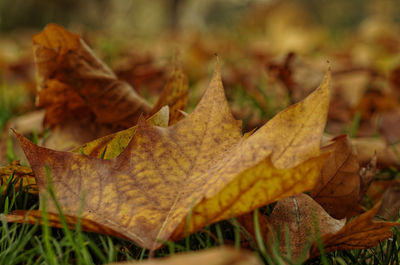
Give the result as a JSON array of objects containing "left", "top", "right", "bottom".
[
  {"left": 268, "top": 194, "right": 345, "bottom": 261},
  {"left": 310, "top": 202, "right": 399, "bottom": 257},
  {"left": 0, "top": 161, "right": 36, "bottom": 193},
  {"left": 13, "top": 62, "right": 331, "bottom": 250},
  {"left": 33, "top": 23, "right": 151, "bottom": 128},
  {"left": 109, "top": 247, "right": 262, "bottom": 265},
  {"left": 311, "top": 135, "right": 362, "bottom": 219}
]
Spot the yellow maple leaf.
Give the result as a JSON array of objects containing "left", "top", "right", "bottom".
[{"left": 12, "top": 60, "right": 331, "bottom": 250}]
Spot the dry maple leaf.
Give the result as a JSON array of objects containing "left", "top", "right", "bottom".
[
  {"left": 13, "top": 62, "right": 331, "bottom": 250},
  {"left": 309, "top": 202, "right": 399, "bottom": 257},
  {"left": 311, "top": 135, "right": 363, "bottom": 219},
  {"left": 268, "top": 194, "right": 345, "bottom": 261}
]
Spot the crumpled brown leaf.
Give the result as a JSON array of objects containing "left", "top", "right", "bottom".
[
  {"left": 268, "top": 194, "right": 345, "bottom": 261},
  {"left": 311, "top": 135, "right": 362, "bottom": 219}
]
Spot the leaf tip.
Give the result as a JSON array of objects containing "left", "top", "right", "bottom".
[
  {"left": 212, "top": 55, "right": 223, "bottom": 85},
  {"left": 324, "top": 67, "right": 332, "bottom": 88},
  {"left": 32, "top": 23, "right": 80, "bottom": 50},
  {"left": 12, "top": 129, "right": 39, "bottom": 159},
  {"left": 11, "top": 129, "right": 25, "bottom": 143}
]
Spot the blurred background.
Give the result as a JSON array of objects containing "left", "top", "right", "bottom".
[{"left": 1, "top": 0, "right": 399, "bottom": 36}]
